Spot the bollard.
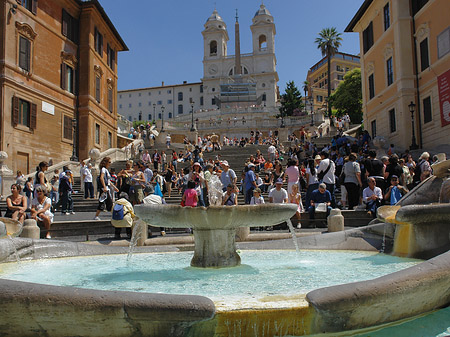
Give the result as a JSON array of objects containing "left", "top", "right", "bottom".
[
  {"left": 327, "top": 208, "right": 344, "bottom": 232},
  {"left": 20, "top": 219, "right": 40, "bottom": 239},
  {"left": 235, "top": 227, "right": 250, "bottom": 242}
]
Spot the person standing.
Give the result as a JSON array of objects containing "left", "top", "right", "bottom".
[
  {"left": 94, "top": 157, "right": 118, "bottom": 220},
  {"left": 166, "top": 133, "right": 171, "bottom": 148},
  {"left": 285, "top": 159, "right": 300, "bottom": 195},
  {"left": 342, "top": 153, "right": 362, "bottom": 210},
  {"left": 59, "top": 167, "right": 74, "bottom": 215},
  {"left": 317, "top": 151, "right": 336, "bottom": 207},
  {"left": 220, "top": 161, "right": 236, "bottom": 191},
  {"left": 244, "top": 163, "right": 258, "bottom": 204},
  {"left": 82, "top": 163, "right": 94, "bottom": 199}
]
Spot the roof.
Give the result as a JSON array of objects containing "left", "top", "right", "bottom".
[
  {"left": 79, "top": 0, "right": 128, "bottom": 51},
  {"left": 345, "top": 0, "right": 373, "bottom": 32},
  {"left": 206, "top": 9, "right": 224, "bottom": 22},
  {"left": 254, "top": 4, "right": 272, "bottom": 17},
  {"left": 118, "top": 82, "right": 203, "bottom": 93}
]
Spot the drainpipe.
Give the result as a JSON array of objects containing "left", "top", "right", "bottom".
[
  {"left": 74, "top": 9, "right": 81, "bottom": 161},
  {"left": 411, "top": 2, "right": 423, "bottom": 149}
]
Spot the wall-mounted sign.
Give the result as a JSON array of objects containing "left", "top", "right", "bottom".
[
  {"left": 438, "top": 69, "right": 450, "bottom": 127},
  {"left": 42, "top": 101, "right": 55, "bottom": 115}
]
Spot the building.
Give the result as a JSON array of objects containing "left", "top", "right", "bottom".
[
  {"left": 346, "top": 0, "right": 450, "bottom": 150},
  {"left": 117, "top": 81, "right": 202, "bottom": 123},
  {"left": 118, "top": 4, "right": 279, "bottom": 123},
  {"left": 305, "top": 52, "right": 360, "bottom": 115},
  {"left": 0, "top": 0, "right": 127, "bottom": 174}
]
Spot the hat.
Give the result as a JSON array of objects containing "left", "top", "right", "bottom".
[
  {"left": 275, "top": 178, "right": 283, "bottom": 184},
  {"left": 391, "top": 175, "right": 399, "bottom": 179},
  {"left": 314, "top": 155, "right": 322, "bottom": 160},
  {"left": 221, "top": 160, "right": 229, "bottom": 166},
  {"left": 193, "top": 162, "right": 201, "bottom": 167},
  {"left": 248, "top": 163, "right": 255, "bottom": 168}
]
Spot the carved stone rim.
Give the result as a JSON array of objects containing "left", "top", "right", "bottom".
[
  {"left": 60, "top": 51, "right": 77, "bottom": 66},
  {"left": 94, "top": 65, "right": 104, "bottom": 77},
  {"left": 15, "top": 22, "right": 37, "bottom": 40}
]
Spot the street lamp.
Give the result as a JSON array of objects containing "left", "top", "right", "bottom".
[
  {"left": 152, "top": 103, "right": 156, "bottom": 123},
  {"left": 161, "top": 105, "right": 165, "bottom": 132},
  {"left": 70, "top": 118, "right": 78, "bottom": 162},
  {"left": 409, "top": 101, "right": 418, "bottom": 150},
  {"left": 190, "top": 101, "right": 196, "bottom": 131}
]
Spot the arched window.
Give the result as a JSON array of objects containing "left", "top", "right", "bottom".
[
  {"left": 168, "top": 112, "right": 173, "bottom": 119},
  {"left": 259, "top": 35, "right": 267, "bottom": 51},
  {"left": 178, "top": 104, "right": 183, "bottom": 114},
  {"left": 178, "top": 92, "right": 183, "bottom": 101},
  {"left": 210, "top": 40, "right": 217, "bottom": 56},
  {"left": 262, "top": 93, "right": 267, "bottom": 101},
  {"left": 148, "top": 114, "right": 152, "bottom": 120},
  {"left": 229, "top": 66, "right": 249, "bottom": 76}
]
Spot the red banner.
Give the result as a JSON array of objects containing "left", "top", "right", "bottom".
[{"left": 438, "top": 68, "right": 450, "bottom": 127}]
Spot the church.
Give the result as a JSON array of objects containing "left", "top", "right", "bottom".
[{"left": 117, "top": 4, "right": 279, "bottom": 123}]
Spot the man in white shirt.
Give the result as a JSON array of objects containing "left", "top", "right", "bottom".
[
  {"left": 363, "top": 177, "right": 383, "bottom": 217},
  {"left": 317, "top": 151, "right": 336, "bottom": 207},
  {"left": 269, "top": 178, "right": 288, "bottom": 204},
  {"left": 82, "top": 163, "right": 94, "bottom": 199},
  {"left": 220, "top": 161, "right": 237, "bottom": 191},
  {"left": 268, "top": 144, "right": 277, "bottom": 163}
]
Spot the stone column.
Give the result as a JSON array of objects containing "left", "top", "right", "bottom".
[
  {"left": 89, "top": 149, "right": 101, "bottom": 196},
  {"left": 0, "top": 152, "right": 14, "bottom": 200}
]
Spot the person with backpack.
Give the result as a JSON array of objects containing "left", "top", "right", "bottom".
[
  {"left": 94, "top": 157, "right": 119, "bottom": 221},
  {"left": 111, "top": 192, "right": 135, "bottom": 240},
  {"left": 414, "top": 152, "right": 432, "bottom": 185}
]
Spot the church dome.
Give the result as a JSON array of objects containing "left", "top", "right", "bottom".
[
  {"left": 254, "top": 4, "right": 272, "bottom": 17},
  {"left": 207, "top": 9, "right": 224, "bottom": 23}
]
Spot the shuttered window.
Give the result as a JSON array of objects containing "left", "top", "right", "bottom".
[
  {"left": 107, "top": 44, "right": 115, "bottom": 70},
  {"left": 62, "top": 9, "right": 79, "bottom": 43},
  {"left": 420, "top": 38, "right": 430, "bottom": 71},
  {"left": 19, "top": 36, "right": 31, "bottom": 72},
  {"left": 389, "top": 108, "right": 396, "bottom": 133},
  {"left": 12, "top": 96, "right": 37, "bottom": 129},
  {"left": 61, "top": 63, "right": 75, "bottom": 93},
  {"left": 363, "top": 22, "right": 374, "bottom": 54},
  {"left": 108, "top": 88, "right": 113, "bottom": 112},
  {"left": 18, "top": 0, "right": 38, "bottom": 15},
  {"left": 95, "top": 76, "right": 101, "bottom": 103},
  {"left": 423, "top": 96, "right": 432, "bottom": 123},
  {"left": 63, "top": 115, "right": 73, "bottom": 140},
  {"left": 94, "top": 27, "right": 103, "bottom": 56},
  {"left": 95, "top": 124, "right": 100, "bottom": 144}
]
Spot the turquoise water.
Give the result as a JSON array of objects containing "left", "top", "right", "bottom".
[{"left": 0, "top": 250, "right": 420, "bottom": 303}]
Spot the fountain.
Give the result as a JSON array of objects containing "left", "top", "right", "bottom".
[{"left": 0, "top": 160, "right": 449, "bottom": 336}]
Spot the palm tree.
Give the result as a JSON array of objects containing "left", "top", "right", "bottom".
[
  {"left": 315, "top": 27, "right": 342, "bottom": 119},
  {"left": 302, "top": 80, "right": 309, "bottom": 115}
]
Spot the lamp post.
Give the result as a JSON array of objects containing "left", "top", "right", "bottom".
[
  {"left": 190, "top": 101, "right": 196, "bottom": 131},
  {"left": 161, "top": 105, "right": 165, "bottom": 132},
  {"left": 409, "top": 101, "right": 418, "bottom": 150},
  {"left": 152, "top": 103, "right": 156, "bottom": 124},
  {"left": 70, "top": 118, "right": 78, "bottom": 162}
]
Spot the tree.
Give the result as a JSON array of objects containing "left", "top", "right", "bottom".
[
  {"left": 315, "top": 27, "right": 342, "bottom": 118},
  {"left": 302, "top": 80, "right": 309, "bottom": 115},
  {"left": 279, "top": 81, "right": 303, "bottom": 118},
  {"left": 329, "top": 68, "right": 363, "bottom": 123}
]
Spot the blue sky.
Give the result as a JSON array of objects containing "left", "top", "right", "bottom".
[{"left": 99, "top": 0, "right": 363, "bottom": 93}]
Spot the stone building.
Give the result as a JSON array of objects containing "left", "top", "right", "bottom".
[
  {"left": 0, "top": 0, "right": 127, "bottom": 174},
  {"left": 346, "top": 0, "right": 450, "bottom": 150}
]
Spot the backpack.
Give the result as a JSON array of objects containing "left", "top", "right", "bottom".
[{"left": 112, "top": 204, "right": 125, "bottom": 220}]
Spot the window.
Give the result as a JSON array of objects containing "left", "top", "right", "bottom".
[
  {"left": 138, "top": 102, "right": 142, "bottom": 107},
  {"left": 383, "top": 3, "right": 390, "bottom": 31},
  {"left": 119, "top": 104, "right": 122, "bottom": 109},
  {"left": 148, "top": 101, "right": 152, "bottom": 106},
  {"left": 128, "top": 94, "right": 131, "bottom": 98},
  {"left": 317, "top": 95, "right": 323, "bottom": 102},
  {"left": 138, "top": 112, "right": 142, "bottom": 121},
  {"left": 166, "top": 90, "right": 171, "bottom": 94},
  {"left": 168, "top": 113, "right": 172, "bottom": 118},
  {"left": 95, "top": 76, "right": 101, "bottom": 103},
  {"left": 157, "top": 100, "right": 162, "bottom": 105},
  {"left": 412, "top": 0, "right": 429, "bottom": 16},
  {"left": 108, "top": 88, "right": 113, "bottom": 112},
  {"left": 167, "top": 99, "right": 172, "bottom": 104},
  {"left": 371, "top": 120, "right": 377, "bottom": 138},
  {"left": 420, "top": 38, "right": 429, "bottom": 71},
  {"left": 62, "top": 9, "right": 78, "bottom": 43},
  {"left": 386, "top": 57, "right": 394, "bottom": 86},
  {"left": 94, "top": 27, "right": 103, "bottom": 56},
  {"left": 337, "top": 75, "right": 344, "bottom": 80},
  {"left": 210, "top": 40, "right": 217, "bottom": 56},
  {"left": 148, "top": 92, "right": 151, "bottom": 96},
  {"left": 437, "top": 27, "right": 450, "bottom": 59},
  {"left": 12, "top": 97, "right": 36, "bottom": 129},
  {"left": 178, "top": 92, "right": 183, "bottom": 101},
  {"left": 389, "top": 108, "right": 396, "bottom": 133},
  {"left": 200, "top": 96, "right": 204, "bottom": 106},
  {"left": 95, "top": 123, "right": 100, "bottom": 144},
  {"left": 200, "top": 85, "right": 203, "bottom": 93},
  {"left": 259, "top": 35, "right": 267, "bottom": 50},
  {"left": 178, "top": 105, "right": 183, "bottom": 114},
  {"left": 423, "top": 96, "right": 432, "bottom": 123},
  {"left": 336, "top": 65, "right": 342, "bottom": 72},
  {"left": 212, "top": 98, "right": 216, "bottom": 105},
  {"left": 128, "top": 103, "right": 132, "bottom": 108},
  {"left": 158, "top": 113, "right": 161, "bottom": 119},
  {"left": 128, "top": 116, "right": 132, "bottom": 121},
  {"left": 138, "top": 93, "right": 141, "bottom": 97},
  {"left": 20, "top": 0, "right": 37, "bottom": 14},
  {"left": 107, "top": 44, "right": 115, "bottom": 70},
  {"left": 61, "top": 63, "right": 75, "bottom": 93},
  {"left": 108, "top": 132, "right": 112, "bottom": 149},
  {"left": 363, "top": 22, "right": 374, "bottom": 54},
  {"left": 368, "top": 74, "right": 375, "bottom": 99},
  {"left": 148, "top": 114, "right": 152, "bottom": 120},
  {"left": 63, "top": 116, "right": 73, "bottom": 140},
  {"left": 19, "top": 36, "right": 31, "bottom": 72},
  {"left": 262, "top": 94, "right": 267, "bottom": 101}
]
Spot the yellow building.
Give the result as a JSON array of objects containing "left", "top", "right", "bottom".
[
  {"left": 346, "top": 0, "right": 450, "bottom": 150},
  {"left": 0, "top": 0, "right": 127, "bottom": 174},
  {"left": 306, "top": 52, "right": 360, "bottom": 115}
]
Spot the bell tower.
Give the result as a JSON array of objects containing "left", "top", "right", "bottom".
[
  {"left": 202, "top": 9, "right": 229, "bottom": 61},
  {"left": 250, "top": 4, "right": 276, "bottom": 55}
]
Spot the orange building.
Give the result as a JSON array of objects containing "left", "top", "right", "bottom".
[
  {"left": 346, "top": 0, "right": 450, "bottom": 150},
  {"left": 0, "top": 0, "right": 127, "bottom": 174}
]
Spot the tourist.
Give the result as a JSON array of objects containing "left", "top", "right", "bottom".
[
  {"left": 317, "top": 151, "right": 336, "bottom": 207},
  {"left": 129, "top": 162, "right": 145, "bottom": 205},
  {"left": 220, "top": 160, "right": 237, "bottom": 191},
  {"left": 82, "top": 163, "right": 94, "bottom": 199},
  {"left": 164, "top": 163, "right": 175, "bottom": 198},
  {"left": 5, "top": 184, "right": 27, "bottom": 224},
  {"left": 203, "top": 163, "right": 214, "bottom": 206},
  {"left": 34, "top": 161, "right": 49, "bottom": 195},
  {"left": 305, "top": 158, "right": 319, "bottom": 208},
  {"left": 285, "top": 158, "right": 300, "bottom": 195},
  {"left": 188, "top": 162, "right": 205, "bottom": 206},
  {"left": 268, "top": 178, "right": 288, "bottom": 204},
  {"left": 244, "top": 163, "right": 258, "bottom": 204},
  {"left": 250, "top": 187, "right": 264, "bottom": 205},
  {"left": 118, "top": 160, "right": 134, "bottom": 195},
  {"left": 182, "top": 180, "right": 198, "bottom": 207},
  {"left": 222, "top": 184, "right": 238, "bottom": 206},
  {"left": 366, "top": 150, "right": 385, "bottom": 193},
  {"left": 166, "top": 133, "right": 171, "bottom": 148},
  {"left": 15, "top": 170, "right": 26, "bottom": 190},
  {"left": 111, "top": 192, "right": 135, "bottom": 240},
  {"left": 261, "top": 172, "right": 272, "bottom": 193},
  {"left": 271, "top": 161, "right": 284, "bottom": 186},
  {"left": 362, "top": 177, "right": 383, "bottom": 218},
  {"left": 152, "top": 150, "right": 161, "bottom": 171},
  {"left": 385, "top": 155, "right": 405, "bottom": 186},
  {"left": 23, "top": 177, "right": 34, "bottom": 208},
  {"left": 308, "top": 183, "right": 332, "bottom": 220},
  {"left": 94, "top": 157, "right": 118, "bottom": 221},
  {"left": 385, "top": 175, "right": 409, "bottom": 205},
  {"left": 142, "top": 150, "right": 151, "bottom": 165},
  {"left": 342, "top": 153, "right": 362, "bottom": 210},
  {"left": 288, "top": 183, "right": 303, "bottom": 228},
  {"left": 59, "top": 167, "right": 74, "bottom": 215},
  {"left": 416, "top": 152, "right": 432, "bottom": 183},
  {"left": 268, "top": 143, "right": 277, "bottom": 162},
  {"left": 31, "top": 185, "right": 53, "bottom": 239}
]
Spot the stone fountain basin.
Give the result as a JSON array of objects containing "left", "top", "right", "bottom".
[
  {"left": 0, "top": 218, "right": 23, "bottom": 239},
  {"left": 134, "top": 203, "right": 299, "bottom": 229}
]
